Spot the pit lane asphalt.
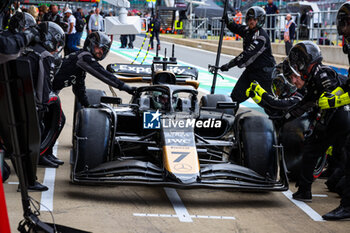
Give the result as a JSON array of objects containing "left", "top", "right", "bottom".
[{"left": 3, "top": 39, "right": 350, "bottom": 233}]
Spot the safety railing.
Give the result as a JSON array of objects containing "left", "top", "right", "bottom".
[
  {"left": 183, "top": 18, "right": 209, "bottom": 39},
  {"left": 180, "top": 10, "right": 342, "bottom": 47}
]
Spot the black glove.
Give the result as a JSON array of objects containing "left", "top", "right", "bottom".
[
  {"left": 121, "top": 84, "right": 137, "bottom": 95},
  {"left": 220, "top": 63, "right": 230, "bottom": 72},
  {"left": 23, "top": 27, "right": 40, "bottom": 46}
]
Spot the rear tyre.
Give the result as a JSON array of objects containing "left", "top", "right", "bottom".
[
  {"left": 239, "top": 116, "right": 277, "bottom": 179},
  {"left": 72, "top": 108, "right": 111, "bottom": 174},
  {"left": 200, "top": 94, "right": 235, "bottom": 115}
]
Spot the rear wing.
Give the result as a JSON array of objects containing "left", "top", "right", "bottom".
[{"left": 107, "top": 63, "right": 198, "bottom": 80}]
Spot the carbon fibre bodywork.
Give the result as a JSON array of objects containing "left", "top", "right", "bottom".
[{"left": 71, "top": 83, "right": 289, "bottom": 191}]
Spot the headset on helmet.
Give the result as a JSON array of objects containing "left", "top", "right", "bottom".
[
  {"left": 337, "top": 2, "right": 350, "bottom": 54},
  {"left": 9, "top": 12, "right": 36, "bottom": 33},
  {"left": 38, "top": 21, "right": 65, "bottom": 53},
  {"left": 83, "top": 32, "right": 112, "bottom": 61},
  {"left": 245, "top": 6, "right": 266, "bottom": 29},
  {"left": 288, "top": 41, "right": 322, "bottom": 80}
]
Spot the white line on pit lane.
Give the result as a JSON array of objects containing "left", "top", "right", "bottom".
[
  {"left": 133, "top": 213, "right": 235, "bottom": 220},
  {"left": 312, "top": 194, "right": 328, "bottom": 198},
  {"left": 40, "top": 142, "right": 58, "bottom": 212},
  {"left": 7, "top": 182, "right": 19, "bottom": 185},
  {"left": 283, "top": 190, "right": 325, "bottom": 222},
  {"left": 164, "top": 187, "right": 193, "bottom": 222}
]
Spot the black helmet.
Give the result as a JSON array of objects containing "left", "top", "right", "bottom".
[
  {"left": 83, "top": 32, "right": 112, "bottom": 61},
  {"left": 288, "top": 41, "right": 322, "bottom": 79},
  {"left": 38, "top": 21, "right": 65, "bottom": 53},
  {"left": 271, "top": 73, "right": 297, "bottom": 99},
  {"left": 337, "top": 2, "right": 350, "bottom": 37},
  {"left": 245, "top": 6, "right": 266, "bottom": 29},
  {"left": 337, "top": 2, "right": 350, "bottom": 54},
  {"left": 8, "top": 12, "right": 36, "bottom": 33}
]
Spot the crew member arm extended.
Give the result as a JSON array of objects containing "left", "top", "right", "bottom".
[
  {"left": 77, "top": 53, "right": 126, "bottom": 89},
  {"left": 225, "top": 35, "right": 267, "bottom": 69}
]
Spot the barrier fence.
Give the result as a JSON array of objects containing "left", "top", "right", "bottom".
[{"left": 178, "top": 10, "right": 342, "bottom": 47}]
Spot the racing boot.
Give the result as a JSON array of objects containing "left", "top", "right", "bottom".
[
  {"left": 46, "top": 154, "right": 64, "bottom": 165},
  {"left": 17, "top": 181, "right": 48, "bottom": 192},
  {"left": 38, "top": 155, "right": 59, "bottom": 168},
  {"left": 292, "top": 189, "right": 312, "bottom": 202},
  {"left": 322, "top": 205, "right": 350, "bottom": 220}
]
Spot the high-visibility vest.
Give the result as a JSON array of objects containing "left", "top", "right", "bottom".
[{"left": 235, "top": 12, "right": 242, "bottom": 24}]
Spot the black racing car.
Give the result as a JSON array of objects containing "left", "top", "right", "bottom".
[{"left": 70, "top": 52, "right": 289, "bottom": 191}]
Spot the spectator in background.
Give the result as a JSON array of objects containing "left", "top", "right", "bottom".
[
  {"left": 120, "top": 34, "right": 128, "bottom": 48},
  {"left": 38, "top": 5, "right": 48, "bottom": 23},
  {"left": 28, "top": 5, "right": 39, "bottom": 22},
  {"left": 43, "top": 4, "right": 62, "bottom": 26},
  {"left": 85, "top": 10, "right": 94, "bottom": 35},
  {"left": 234, "top": 8, "right": 242, "bottom": 41},
  {"left": 74, "top": 8, "right": 85, "bottom": 46},
  {"left": 264, "top": 0, "right": 279, "bottom": 43},
  {"left": 64, "top": 9, "right": 78, "bottom": 55},
  {"left": 88, "top": 8, "right": 103, "bottom": 34},
  {"left": 284, "top": 14, "right": 295, "bottom": 55}
]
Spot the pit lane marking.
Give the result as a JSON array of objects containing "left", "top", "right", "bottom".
[
  {"left": 283, "top": 190, "right": 325, "bottom": 222},
  {"left": 133, "top": 213, "right": 235, "bottom": 220},
  {"left": 164, "top": 188, "right": 193, "bottom": 222},
  {"left": 7, "top": 182, "right": 19, "bottom": 185},
  {"left": 40, "top": 142, "right": 58, "bottom": 212}
]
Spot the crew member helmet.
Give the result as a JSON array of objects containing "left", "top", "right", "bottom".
[
  {"left": 288, "top": 41, "right": 322, "bottom": 79},
  {"left": 245, "top": 6, "right": 266, "bottom": 29},
  {"left": 83, "top": 31, "right": 112, "bottom": 61},
  {"left": 271, "top": 73, "right": 297, "bottom": 99},
  {"left": 8, "top": 12, "right": 36, "bottom": 33},
  {"left": 38, "top": 21, "right": 65, "bottom": 53}
]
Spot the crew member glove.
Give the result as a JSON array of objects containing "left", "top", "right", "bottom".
[
  {"left": 250, "top": 81, "right": 266, "bottom": 96},
  {"left": 121, "top": 84, "right": 137, "bottom": 95},
  {"left": 246, "top": 87, "right": 262, "bottom": 104},
  {"left": 318, "top": 92, "right": 350, "bottom": 109},
  {"left": 220, "top": 63, "right": 230, "bottom": 72}
]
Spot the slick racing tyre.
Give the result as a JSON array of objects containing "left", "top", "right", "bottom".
[
  {"left": 73, "top": 108, "right": 111, "bottom": 174},
  {"left": 40, "top": 94, "right": 63, "bottom": 155},
  {"left": 239, "top": 116, "right": 277, "bottom": 179},
  {"left": 200, "top": 94, "right": 235, "bottom": 115},
  {"left": 279, "top": 116, "right": 309, "bottom": 180},
  {"left": 72, "top": 89, "right": 106, "bottom": 142}
]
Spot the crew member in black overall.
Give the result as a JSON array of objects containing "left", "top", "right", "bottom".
[
  {"left": 22, "top": 21, "right": 66, "bottom": 168},
  {"left": 51, "top": 32, "right": 136, "bottom": 150},
  {"left": 53, "top": 31, "right": 136, "bottom": 106},
  {"left": 0, "top": 11, "right": 49, "bottom": 191},
  {"left": 279, "top": 42, "right": 350, "bottom": 205},
  {"left": 317, "top": 2, "right": 350, "bottom": 220},
  {"left": 220, "top": 6, "right": 276, "bottom": 113}
]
